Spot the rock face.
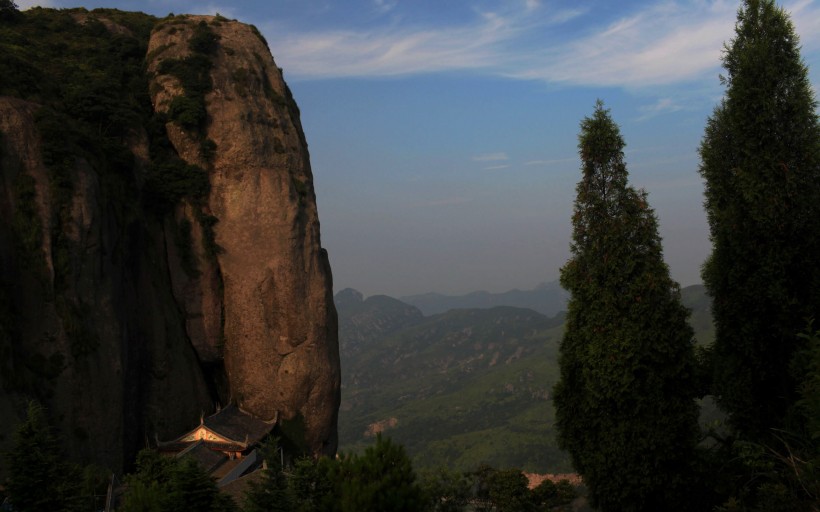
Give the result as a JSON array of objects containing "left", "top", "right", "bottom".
[
  {"left": 0, "top": 97, "right": 212, "bottom": 472},
  {"left": 146, "top": 16, "right": 340, "bottom": 456},
  {"left": 0, "top": 10, "right": 339, "bottom": 472}
]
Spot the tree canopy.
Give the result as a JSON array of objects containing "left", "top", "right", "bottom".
[
  {"left": 553, "top": 101, "right": 700, "bottom": 512},
  {"left": 699, "top": 0, "right": 820, "bottom": 440}
]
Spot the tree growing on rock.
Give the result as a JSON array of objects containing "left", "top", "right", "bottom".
[
  {"left": 553, "top": 101, "right": 700, "bottom": 511},
  {"left": 699, "top": 0, "right": 820, "bottom": 442}
]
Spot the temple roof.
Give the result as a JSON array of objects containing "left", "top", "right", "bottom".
[
  {"left": 158, "top": 403, "right": 277, "bottom": 448},
  {"left": 204, "top": 404, "right": 276, "bottom": 445},
  {"left": 177, "top": 440, "right": 228, "bottom": 474}
]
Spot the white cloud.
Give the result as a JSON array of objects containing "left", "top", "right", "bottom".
[
  {"left": 262, "top": 1, "right": 585, "bottom": 79},
  {"left": 484, "top": 164, "right": 511, "bottom": 171},
  {"left": 262, "top": 0, "right": 820, "bottom": 89},
  {"left": 263, "top": 10, "right": 515, "bottom": 78},
  {"left": 508, "top": 2, "right": 736, "bottom": 87},
  {"left": 472, "top": 152, "right": 508, "bottom": 162},
  {"left": 637, "top": 98, "right": 685, "bottom": 120}
]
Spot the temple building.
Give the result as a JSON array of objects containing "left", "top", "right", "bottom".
[{"left": 157, "top": 404, "right": 277, "bottom": 487}]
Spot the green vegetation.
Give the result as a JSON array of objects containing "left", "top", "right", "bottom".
[
  {"left": 697, "top": 2, "right": 820, "bottom": 509},
  {"left": 155, "top": 20, "right": 217, "bottom": 137},
  {"left": 326, "top": 434, "right": 423, "bottom": 512},
  {"left": 337, "top": 300, "right": 569, "bottom": 473},
  {"left": 471, "top": 465, "right": 577, "bottom": 512},
  {"left": 0, "top": 0, "right": 18, "bottom": 21},
  {"left": 121, "top": 449, "right": 237, "bottom": 512},
  {"left": 3, "top": 401, "right": 106, "bottom": 512},
  {"left": 244, "top": 438, "right": 293, "bottom": 512},
  {"left": 245, "top": 435, "right": 577, "bottom": 512},
  {"left": 150, "top": 19, "right": 225, "bottom": 258},
  {"left": 700, "top": 0, "right": 820, "bottom": 442},
  {"left": 0, "top": 7, "right": 163, "bottom": 363},
  {"left": 553, "top": 101, "right": 700, "bottom": 511},
  {"left": 247, "top": 435, "right": 425, "bottom": 512},
  {"left": 337, "top": 286, "right": 713, "bottom": 475}
]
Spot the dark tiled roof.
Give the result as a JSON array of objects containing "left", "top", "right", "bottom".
[
  {"left": 204, "top": 404, "right": 275, "bottom": 445},
  {"left": 157, "top": 441, "right": 194, "bottom": 453},
  {"left": 177, "top": 440, "right": 228, "bottom": 474},
  {"left": 219, "top": 469, "right": 266, "bottom": 504}
]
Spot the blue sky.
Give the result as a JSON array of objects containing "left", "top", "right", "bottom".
[{"left": 27, "top": 0, "right": 820, "bottom": 297}]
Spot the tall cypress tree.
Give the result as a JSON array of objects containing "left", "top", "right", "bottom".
[
  {"left": 699, "top": 0, "right": 820, "bottom": 440},
  {"left": 553, "top": 101, "right": 700, "bottom": 512}
]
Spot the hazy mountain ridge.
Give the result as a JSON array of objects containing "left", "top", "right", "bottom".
[
  {"left": 400, "top": 280, "right": 569, "bottom": 317},
  {"left": 336, "top": 284, "right": 710, "bottom": 473}
]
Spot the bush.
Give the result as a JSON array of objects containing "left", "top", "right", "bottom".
[
  {"left": 167, "top": 94, "right": 206, "bottom": 130},
  {"left": 189, "top": 20, "right": 219, "bottom": 54}
]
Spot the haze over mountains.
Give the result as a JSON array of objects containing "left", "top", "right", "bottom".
[
  {"left": 400, "top": 280, "right": 569, "bottom": 317},
  {"left": 335, "top": 283, "right": 711, "bottom": 473}
]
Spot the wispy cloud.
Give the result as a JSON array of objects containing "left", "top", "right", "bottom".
[
  {"left": 263, "top": 10, "right": 515, "bottom": 78},
  {"left": 507, "top": 2, "right": 737, "bottom": 87},
  {"left": 484, "top": 164, "right": 511, "bottom": 171},
  {"left": 264, "top": 1, "right": 820, "bottom": 89},
  {"left": 373, "top": 0, "right": 398, "bottom": 15},
  {"left": 472, "top": 152, "right": 509, "bottom": 162},
  {"left": 264, "top": 2, "right": 582, "bottom": 79},
  {"left": 637, "top": 98, "right": 685, "bottom": 121}
]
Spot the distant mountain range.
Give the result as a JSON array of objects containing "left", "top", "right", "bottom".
[
  {"left": 400, "top": 281, "right": 569, "bottom": 317},
  {"left": 335, "top": 284, "right": 713, "bottom": 473}
]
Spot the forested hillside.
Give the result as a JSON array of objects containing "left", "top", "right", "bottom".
[{"left": 335, "top": 284, "right": 712, "bottom": 473}]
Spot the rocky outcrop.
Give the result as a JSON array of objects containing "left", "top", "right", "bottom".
[
  {"left": 0, "top": 97, "right": 212, "bottom": 472},
  {"left": 0, "top": 10, "right": 339, "bottom": 472},
  {"left": 146, "top": 16, "right": 340, "bottom": 456}
]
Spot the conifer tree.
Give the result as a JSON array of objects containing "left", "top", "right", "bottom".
[
  {"left": 121, "top": 449, "right": 236, "bottom": 512},
  {"left": 699, "top": 0, "right": 820, "bottom": 440},
  {"left": 3, "top": 401, "right": 83, "bottom": 512},
  {"left": 553, "top": 101, "right": 700, "bottom": 512},
  {"left": 243, "top": 437, "right": 293, "bottom": 512},
  {"left": 327, "top": 434, "right": 423, "bottom": 512}
]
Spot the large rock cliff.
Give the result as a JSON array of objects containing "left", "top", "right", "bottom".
[{"left": 0, "top": 9, "right": 339, "bottom": 473}]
